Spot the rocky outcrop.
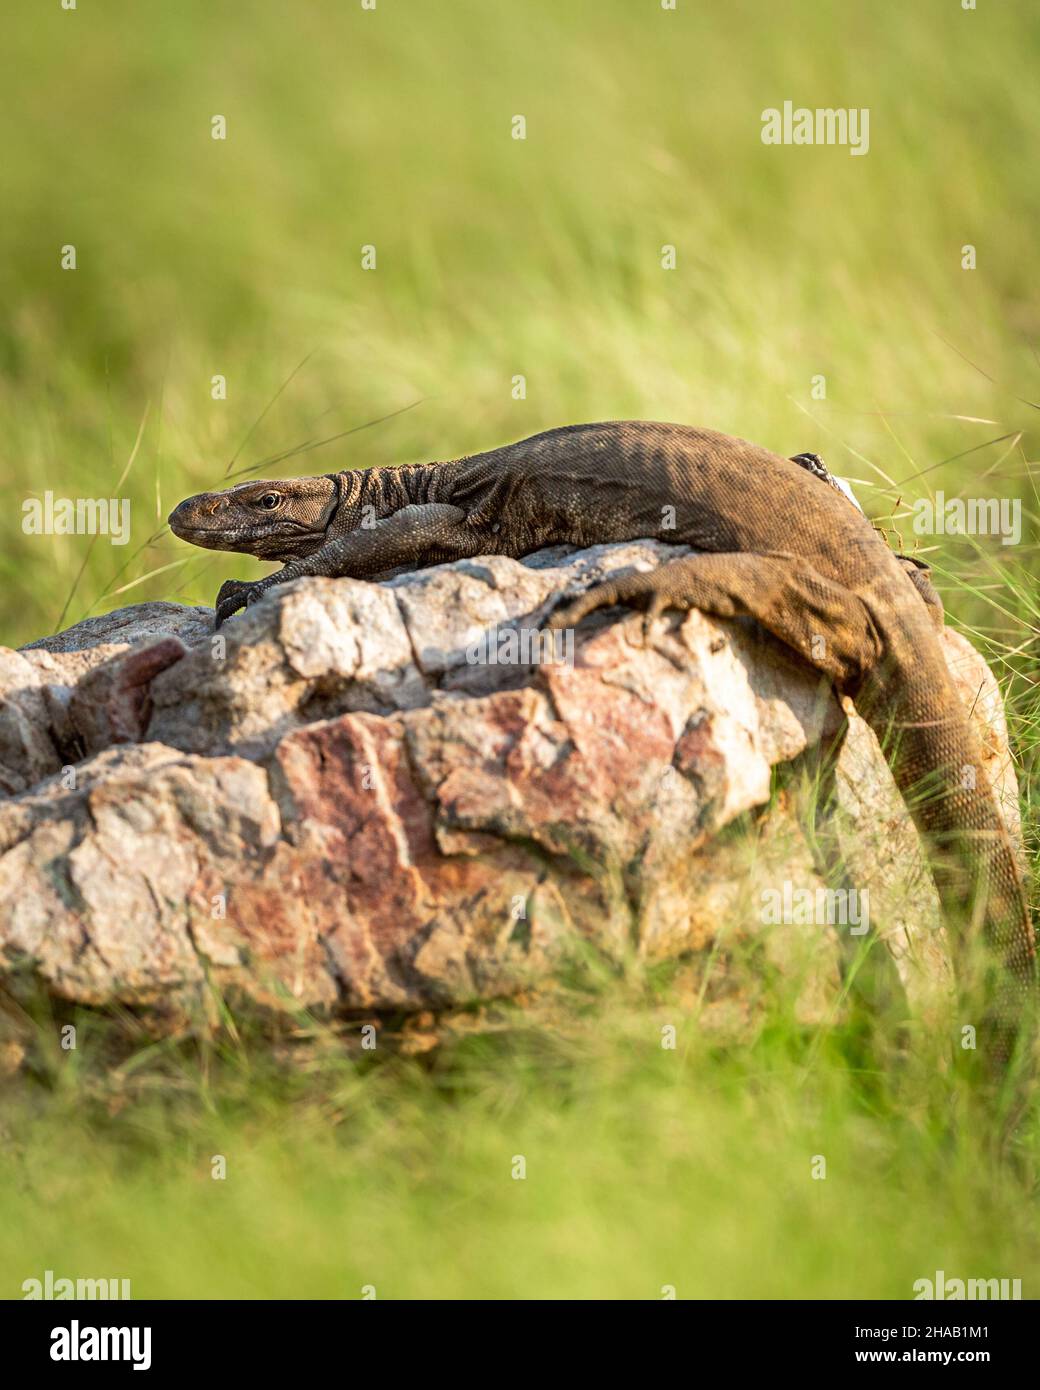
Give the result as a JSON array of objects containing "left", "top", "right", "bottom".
[{"left": 0, "top": 542, "right": 1022, "bottom": 1052}]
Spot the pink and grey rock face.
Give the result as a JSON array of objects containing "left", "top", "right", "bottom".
[{"left": 0, "top": 543, "right": 1022, "bottom": 1044}]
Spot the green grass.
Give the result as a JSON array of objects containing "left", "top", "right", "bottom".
[
  {"left": 2, "top": 0, "right": 1040, "bottom": 1298},
  {"left": 4, "top": 990, "right": 1039, "bottom": 1301}
]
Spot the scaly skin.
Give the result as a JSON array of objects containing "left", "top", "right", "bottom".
[{"left": 169, "top": 420, "right": 1035, "bottom": 1063}]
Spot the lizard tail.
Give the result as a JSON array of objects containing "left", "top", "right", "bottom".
[{"left": 854, "top": 620, "right": 1036, "bottom": 1069}]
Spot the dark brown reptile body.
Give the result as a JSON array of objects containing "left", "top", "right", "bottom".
[{"left": 170, "top": 420, "right": 1036, "bottom": 1063}]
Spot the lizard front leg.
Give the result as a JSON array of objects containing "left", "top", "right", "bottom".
[{"left": 213, "top": 503, "right": 481, "bottom": 627}]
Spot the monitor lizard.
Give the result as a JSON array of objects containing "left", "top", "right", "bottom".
[{"left": 168, "top": 419, "right": 1036, "bottom": 1064}]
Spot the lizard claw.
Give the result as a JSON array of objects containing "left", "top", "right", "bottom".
[
  {"left": 640, "top": 590, "right": 670, "bottom": 644},
  {"left": 547, "top": 572, "right": 666, "bottom": 633},
  {"left": 213, "top": 578, "right": 259, "bottom": 630},
  {"left": 545, "top": 584, "right": 615, "bottom": 631}
]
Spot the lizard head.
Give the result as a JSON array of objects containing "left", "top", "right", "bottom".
[{"left": 168, "top": 476, "right": 342, "bottom": 561}]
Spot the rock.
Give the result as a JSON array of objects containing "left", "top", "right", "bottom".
[
  {"left": 0, "top": 542, "right": 1022, "bottom": 1050},
  {"left": 68, "top": 638, "right": 189, "bottom": 757},
  {"left": 1, "top": 602, "right": 211, "bottom": 788},
  {"left": 0, "top": 648, "right": 63, "bottom": 796},
  {"left": 20, "top": 600, "right": 211, "bottom": 656}
]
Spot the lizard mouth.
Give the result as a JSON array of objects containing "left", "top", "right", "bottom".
[
  {"left": 174, "top": 525, "right": 258, "bottom": 548},
  {"left": 167, "top": 506, "right": 249, "bottom": 547},
  {"left": 167, "top": 502, "right": 327, "bottom": 560}
]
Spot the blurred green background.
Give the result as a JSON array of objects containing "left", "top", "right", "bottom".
[{"left": 2, "top": 0, "right": 1040, "bottom": 1299}]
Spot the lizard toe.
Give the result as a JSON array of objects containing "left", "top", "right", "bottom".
[
  {"left": 640, "top": 590, "right": 671, "bottom": 644},
  {"left": 213, "top": 578, "right": 253, "bottom": 629},
  {"left": 548, "top": 572, "right": 670, "bottom": 631},
  {"left": 215, "top": 578, "right": 250, "bottom": 605},
  {"left": 546, "top": 581, "right": 619, "bottom": 630}
]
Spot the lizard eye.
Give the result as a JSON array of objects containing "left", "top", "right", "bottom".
[{"left": 259, "top": 493, "right": 280, "bottom": 510}]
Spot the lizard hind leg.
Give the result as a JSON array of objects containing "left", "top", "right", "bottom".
[{"left": 547, "top": 551, "right": 881, "bottom": 690}]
